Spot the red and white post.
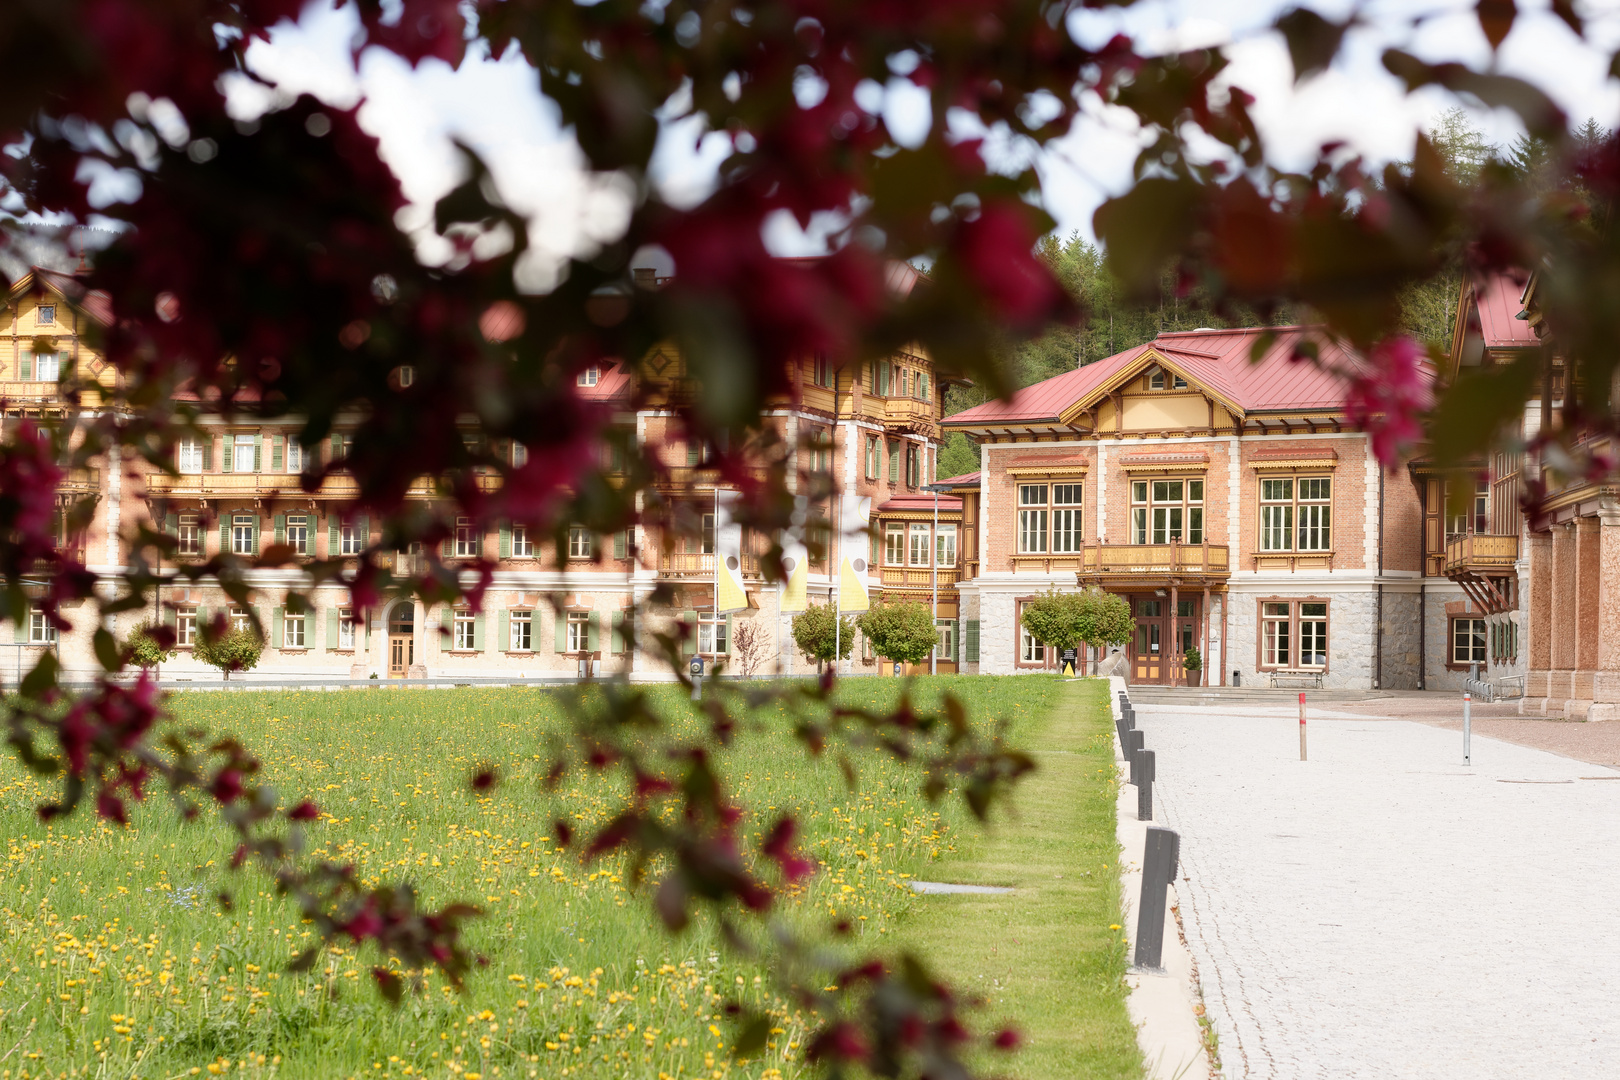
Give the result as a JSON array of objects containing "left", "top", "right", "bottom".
[{"left": 1299, "top": 691, "right": 1307, "bottom": 761}]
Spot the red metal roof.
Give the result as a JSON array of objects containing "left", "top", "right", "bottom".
[
  {"left": 30, "top": 266, "right": 114, "bottom": 325},
  {"left": 943, "top": 325, "right": 1383, "bottom": 427},
  {"left": 1472, "top": 274, "right": 1537, "bottom": 348},
  {"left": 936, "top": 471, "right": 980, "bottom": 486},
  {"left": 877, "top": 493, "right": 962, "bottom": 513}
]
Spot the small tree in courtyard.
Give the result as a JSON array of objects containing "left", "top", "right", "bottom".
[
  {"left": 791, "top": 603, "right": 854, "bottom": 671},
  {"left": 1078, "top": 589, "right": 1135, "bottom": 675},
  {"left": 1020, "top": 590, "right": 1084, "bottom": 656},
  {"left": 125, "top": 622, "right": 177, "bottom": 670},
  {"left": 858, "top": 601, "right": 939, "bottom": 669},
  {"left": 193, "top": 626, "right": 264, "bottom": 681}
]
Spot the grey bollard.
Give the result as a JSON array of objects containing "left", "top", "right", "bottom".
[
  {"left": 691, "top": 675, "right": 702, "bottom": 702},
  {"left": 1115, "top": 716, "right": 1130, "bottom": 758},
  {"left": 1136, "top": 749, "right": 1155, "bottom": 820},
  {"left": 1127, "top": 729, "right": 1145, "bottom": 784},
  {"left": 1134, "top": 826, "right": 1180, "bottom": 971}
]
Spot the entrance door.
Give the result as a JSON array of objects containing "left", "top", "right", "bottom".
[
  {"left": 388, "top": 604, "right": 414, "bottom": 677},
  {"left": 1131, "top": 599, "right": 1164, "bottom": 682}
]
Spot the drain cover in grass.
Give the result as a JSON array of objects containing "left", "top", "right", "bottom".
[{"left": 910, "top": 881, "right": 1014, "bottom": 895}]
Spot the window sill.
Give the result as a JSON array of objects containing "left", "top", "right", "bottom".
[
  {"left": 1444, "top": 662, "right": 1488, "bottom": 672},
  {"left": 503, "top": 650, "right": 536, "bottom": 656},
  {"left": 278, "top": 648, "right": 309, "bottom": 654}
]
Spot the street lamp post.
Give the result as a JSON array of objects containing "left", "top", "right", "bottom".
[{"left": 923, "top": 482, "right": 954, "bottom": 676}]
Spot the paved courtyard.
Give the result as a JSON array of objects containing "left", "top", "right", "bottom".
[{"left": 1135, "top": 703, "right": 1620, "bottom": 1079}]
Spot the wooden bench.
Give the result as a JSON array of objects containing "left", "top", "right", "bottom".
[{"left": 1269, "top": 670, "right": 1324, "bottom": 690}]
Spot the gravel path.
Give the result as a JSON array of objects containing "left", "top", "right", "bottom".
[
  {"left": 1134, "top": 704, "right": 1620, "bottom": 1080},
  {"left": 1330, "top": 696, "right": 1620, "bottom": 770}
]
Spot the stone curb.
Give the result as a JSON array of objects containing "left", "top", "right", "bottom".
[{"left": 1111, "top": 676, "right": 1214, "bottom": 1080}]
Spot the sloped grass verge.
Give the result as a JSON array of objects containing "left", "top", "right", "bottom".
[{"left": 887, "top": 678, "right": 1141, "bottom": 1079}]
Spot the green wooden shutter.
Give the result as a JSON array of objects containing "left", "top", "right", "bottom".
[
  {"left": 610, "top": 611, "right": 625, "bottom": 654},
  {"left": 274, "top": 514, "right": 286, "bottom": 547},
  {"left": 19, "top": 352, "right": 32, "bottom": 380},
  {"left": 161, "top": 605, "right": 176, "bottom": 628},
  {"left": 221, "top": 437, "right": 232, "bottom": 472},
  {"left": 220, "top": 516, "right": 231, "bottom": 555},
  {"left": 271, "top": 607, "right": 284, "bottom": 649},
  {"left": 951, "top": 619, "right": 960, "bottom": 663},
  {"left": 271, "top": 435, "right": 284, "bottom": 472},
  {"left": 355, "top": 516, "right": 369, "bottom": 552},
  {"left": 681, "top": 609, "right": 697, "bottom": 656},
  {"left": 165, "top": 512, "right": 179, "bottom": 537},
  {"left": 554, "top": 609, "right": 567, "bottom": 654},
  {"left": 253, "top": 433, "right": 263, "bottom": 472},
  {"left": 498, "top": 609, "right": 510, "bottom": 652},
  {"left": 964, "top": 620, "right": 979, "bottom": 663},
  {"left": 499, "top": 522, "right": 512, "bottom": 559},
  {"left": 473, "top": 613, "right": 485, "bottom": 652},
  {"left": 687, "top": 441, "right": 699, "bottom": 466},
  {"left": 201, "top": 437, "right": 212, "bottom": 471},
  {"left": 326, "top": 608, "right": 339, "bottom": 651},
  {"left": 330, "top": 433, "right": 343, "bottom": 462},
  {"left": 14, "top": 616, "right": 28, "bottom": 643},
  {"left": 722, "top": 614, "right": 732, "bottom": 655},
  {"left": 327, "top": 515, "right": 339, "bottom": 556},
  {"left": 613, "top": 529, "right": 627, "bottom": 559},
  {"left": 587, "top": 613, "right": 600, "bottom": 653},
  {"left": 888, "top": 441, "right": 899, "bottom": 482},
  {"left": 248, "top": 517, "right": 259, "bottom": 556}
]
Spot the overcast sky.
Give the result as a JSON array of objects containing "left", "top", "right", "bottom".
[{"left": 236, "top": 0, "right": 1620, "bottom": 285}]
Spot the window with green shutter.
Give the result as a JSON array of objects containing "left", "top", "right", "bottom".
[
  {"left": 610, "top": 611, "right": 627, "bottom": 654},
  {"left": 964, "top": 620, "right": 979, "bottom": 663}
]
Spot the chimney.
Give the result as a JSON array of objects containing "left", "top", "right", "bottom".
[{"left": 632, "top": 267, "right": 658, "bottom": 289}]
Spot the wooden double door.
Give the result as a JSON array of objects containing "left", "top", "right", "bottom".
[
  {"left": 388, "top": 604, "right": 414, "bottom": 677},
  {"left": 1128, "top": 594, "right": 1202, "bottom": 685}
]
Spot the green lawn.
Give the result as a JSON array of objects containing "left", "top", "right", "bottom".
[
  {"left": 888, "top": 679, "right": 1141, "bottom": 1079},
  {"left": 0, "top": 677, "right": 1070, "bottom": 1080}
]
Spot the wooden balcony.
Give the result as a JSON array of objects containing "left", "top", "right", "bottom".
[
  {"left": 141, "top": 472, "right": 499, "bottom": 500},
  {"left": 657, "top": 551, "right": 762, "bottom": 578},
  {"left": 1445, "top": 533, "right": 1519, "bottom": 575},
  {"left": 1445, "top": 533, "right": 1518, "bottom": 615},
  {"left": 883, "top": 397, "right": 937, "bottom": 436},
  {"left": 1065, "top": 542, "right": 1231, "bottom": 586},
  {"left": 57, "top": 467, "right": 100, "bottom": 496},
  {"left": 879, "top": 566, "right": 960, "bottom": 589}
]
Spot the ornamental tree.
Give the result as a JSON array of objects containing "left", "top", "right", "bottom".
[
  {"left": 192, "top": 627, "right": 264, "bottom": 681},
  {"left": 791, "top": 603, "right": 856, "bottom": 667},
  {"left": 125, "top": 622, "right": 177, "bottom": 670},
  {"left": 0, "top": 1, "right": 1611, "bottom": 1075},
  {"left": 857, "top": 601, "right": 939, "bottom": 667}
]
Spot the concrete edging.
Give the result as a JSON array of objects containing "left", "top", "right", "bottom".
[{"left": 1110, "top": 675, "right": 1214, "bottom": 1080}]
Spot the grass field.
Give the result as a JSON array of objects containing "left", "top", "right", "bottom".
[
  {"left": 888, "top": 679, "right": 1141, "bottom": 1079},
  {"left": 0, "top": 676, "right": 1068, "bottom": 1080}
]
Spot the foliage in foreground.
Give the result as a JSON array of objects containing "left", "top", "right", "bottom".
[{"left": 0, "top": 678, "right": 1055, "bottom": 1078}]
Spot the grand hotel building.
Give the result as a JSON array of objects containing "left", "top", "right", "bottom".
[{"left": 4, "top": 266, "right": 1543, "bottom": 699}]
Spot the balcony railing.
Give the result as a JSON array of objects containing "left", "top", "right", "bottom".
[
  {"left": 1030, "top": 541, "right": 1233, "bottom": 578},
  {"left": 879, "top": 566, "right": 960, "bottom": 588},
  {"left": 142, "top": 472, "right": 498, "bottom": 499},
  {"left": 58, "top": 467, "right": 100, "bottom": 495},
  {"left": 1445, "top": 533, "right": 1519, "bottom": 575},
  {"left": 884, "top": 397, "right": 936, "bottom": 434},
  {"left": 657, "top": 551, "right": 762, "bottom": 577}
]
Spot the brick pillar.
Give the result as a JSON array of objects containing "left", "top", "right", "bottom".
[
  {"left": 1545, "top": 523, "right": 1577, "bottom": 713},
  {"left": 1591, "top": 505, "right": 1620, "bottom": 720},
  {"left": 1572, "top": 516, "right": 1602, "bottom": 714},
  {"left": 1524, "top": 531, "right": 1552, "bottom": 699}
]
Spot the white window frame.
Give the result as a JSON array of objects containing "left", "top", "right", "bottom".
[
  {"left": 455, "top": 517, "right": 479, "bottom": 558},
  {"left": 453, "top": 610, "right": 476, "bottom": 651},
  {"left": 935, "top": 524, "right": 957, "bottom": 568},
  {"left": 177, "top": 440, "right": 205, "bottom": 474},
  {"left": 1452, "top": 616, "right": 1487, "bottom": 666},
  {"left": 177, "top": 514, "right": 201, "bottom": 556},
  {"left": 230, "top": 607, "right": 253, "bottom": 634},
  {"left": 283, "top": 613, "right": 305, "bottom": 649},
  {"left": 286, "top": 514, "right": 308, "bottom": 556},
  {"left": 566, "top": 611, "right": 590, "bottom": 653},
  {"left": 510, "top": 610, "right": 532, "bottom": 652},
  {"left": 908, "top": 523, "right": 931, "bottom": 567},
  {"left": 286, "top": 439, "right": 303, "bottom": 473},
  {"left": 511, "top": 523, "right": 532, "bottom": 557},
  {"left": 884, "top": 523, "right": 906, "bottom": 566},
  {"left": 176, "top": 608, "right": 197, "bottom": 647},
  {"left": 512, "top": 441, "right": 529, "bottom": 468},
  {"left": 1299, "top": 602, "right": 1328, "bottom": 667},
  {"left": 1261, "top": 601, "right": 1292, "bottom": 667},
  {"left": 1259, "top": 478, "right": 1295, "bottom": 552},
  {"left": 567, "top": 525, "right": 593, "bottom": 560},
  {"left": 341, "top": 523, "right": 362, "bottom": 556},
  {"left": 698, "top": 614, "right": 727, "bottom": 656},
  {"left": 577, "top": 366, "right": 600, "bottom": 387},
  {"left": 29, "top": 608, "right": 57, "bottom": 645},
  {"left": 934, "top": 619, "right": 953, "bottom": 661},
  {"left": 1017, "top": 484, "right": 1048, "bottom": 554},
  {"left": 36, "top": 304, "right": 55, "bottom": 325},
  {"left": 338, "top": 608, "right": 355, "bottom": 650},
  {"left": 1051, "top": 483, "right": 1082, "bottom": 553},
  {"left": 32, "top": 351, "right": 60, "bottom": 382},
  {"left": 233, "top": 434, "right": 256, "bottom": 474},
  {"left": 231, "top": 514, "right": 255, "bottom": 555}
]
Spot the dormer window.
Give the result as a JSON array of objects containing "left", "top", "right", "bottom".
[
  {"left": 36, "top": 305, "right": 55, "bottom": 325},
  {"left": 577, "top": 366, "right": 600, "bottom": 387},
  {"left": 1147, "top": 367, "right": 1187, "bottom": 391}
]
